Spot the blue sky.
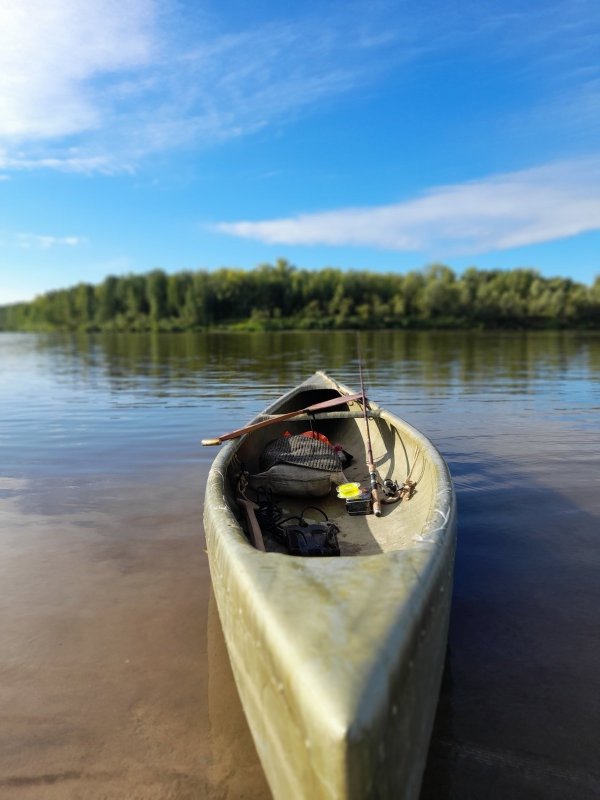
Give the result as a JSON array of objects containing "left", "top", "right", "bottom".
[{"left": 1, "top": 0, "right": 600, "bottom": 304}]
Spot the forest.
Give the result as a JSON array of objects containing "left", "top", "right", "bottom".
[{"left": 1, "top": 260, "right": 599, "bottom": 331}]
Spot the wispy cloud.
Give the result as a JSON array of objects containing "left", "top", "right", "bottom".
[
  {"left": 0, "top": 1, "right": 404, "bottom": 172},
  {"left": 14, "top": 233, "right": 86, "bottom": 250},
  {"left": 0, "top": 151, "right": 126, "bottom": 175},
  {"left": 0, "top": 1, "right": 599, "bottom": 173},
  {"left": 0, "top": 0, "right": 155, "bottom": 140},
  {"left": 216, "top": 158, "right": 600, "bottom": 255}
]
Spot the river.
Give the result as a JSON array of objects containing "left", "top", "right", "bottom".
[{"left": 1, "top": 330, "right": 598, "bottom": 799}]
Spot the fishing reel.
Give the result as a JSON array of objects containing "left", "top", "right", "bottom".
[
  {"left": 382, "top": 479, "right": 400, "bottom": 498},
  {"left": 379, "top": 478, "right": 408, "bottom": 506}
]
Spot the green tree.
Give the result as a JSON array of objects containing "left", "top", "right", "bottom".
[
  {"left": 146, "top": 269, "right": 168, "bottom": 326},
  {"left": 96, "top": 276, "right": 120, "bottom": 324},
  {"left": 419, "top": 264, "right": 461, "bottom": 320}
]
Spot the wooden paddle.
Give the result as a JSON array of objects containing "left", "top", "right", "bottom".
[
  {"left": 201, "top": 391, "right": 364, "bottom": 446},
  {"left": 235, "top": 471, "right": 266, "bottom": 550},
  {"left": 237, "top": 495, "right": 266, "bottom": 551}
]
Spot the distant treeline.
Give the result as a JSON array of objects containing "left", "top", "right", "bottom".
[{"left": 1, "top": 260, "right": 599, "bottom": 331}]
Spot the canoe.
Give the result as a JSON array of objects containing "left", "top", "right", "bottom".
[{"left": 203, "top": 371, "right": 456, "bottom": 800}]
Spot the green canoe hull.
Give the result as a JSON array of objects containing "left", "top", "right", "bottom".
[{"left": 204, "top": 372, "right": 457, "bottom": 799}]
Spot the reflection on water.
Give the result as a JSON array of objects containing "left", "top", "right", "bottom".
[
  {"left": 1, "top": 330, "right": 599, "bottom": 799},
  {"left": 21, "top": 328, "right": 600, "bottom": 387}
]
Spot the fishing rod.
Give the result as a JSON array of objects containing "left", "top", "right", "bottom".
[{"left": 358, "top": 353, "right": 382, "bottom": 517}]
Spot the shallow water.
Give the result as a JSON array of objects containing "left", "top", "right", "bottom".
[{"left": 1, "top": 330, "right": 599, "bottom": 799}]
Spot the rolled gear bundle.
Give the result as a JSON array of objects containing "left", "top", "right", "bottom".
[{"left": 251, "top": 434, "right": 347, "bottom": 497}]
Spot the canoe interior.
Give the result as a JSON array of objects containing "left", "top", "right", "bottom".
[{"left": 227, "top": 392, "right": 437, "bottom": 557}]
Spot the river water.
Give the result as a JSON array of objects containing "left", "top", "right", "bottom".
[{"left": 0, "top": 330, "right": 598, "bottom": 799}]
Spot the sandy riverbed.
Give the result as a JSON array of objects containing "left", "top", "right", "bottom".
[{"left": 0, "top": 466, "right": 270, "bottom": 799}]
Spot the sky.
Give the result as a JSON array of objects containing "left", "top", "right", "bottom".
[{"left": 1, "top": 0, "right": 600, "bottom": 304}]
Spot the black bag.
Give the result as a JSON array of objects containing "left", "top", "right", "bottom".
[{"left": 284, "top": 521, "right": 340, "bottom": 557}]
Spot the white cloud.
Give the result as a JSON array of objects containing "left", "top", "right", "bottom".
[
  {"left": 0, "top": 0, "right": 156, "bottom": 140},
  {"left": 15, "top": 233, "right": 86, "bottom": 250},
  {"left": 0, "top": 151, "right": 124, "bottom": 175},
  {"left": 0, "top": 2, "right": 598, "bottom": 174},
  {"left": 0, "top": 3, "right": 406, "bottom": 172},
  {"left": 216, "top": 158, "right": 600, "bottom": 255}
]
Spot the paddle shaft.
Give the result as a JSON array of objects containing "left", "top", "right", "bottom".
[
  {"left": 201, "top": 391, "right": 363, "bottom": 446},
  {"left": 358, "top": 357, "right": 382, "bottom": 517},
  {"left": 237, "top": 497, "right": 266, "bottom": 551}
]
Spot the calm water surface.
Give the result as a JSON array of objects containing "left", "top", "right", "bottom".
[{"left": 1, "top": 331, "right": 599, "bottom": 799}]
